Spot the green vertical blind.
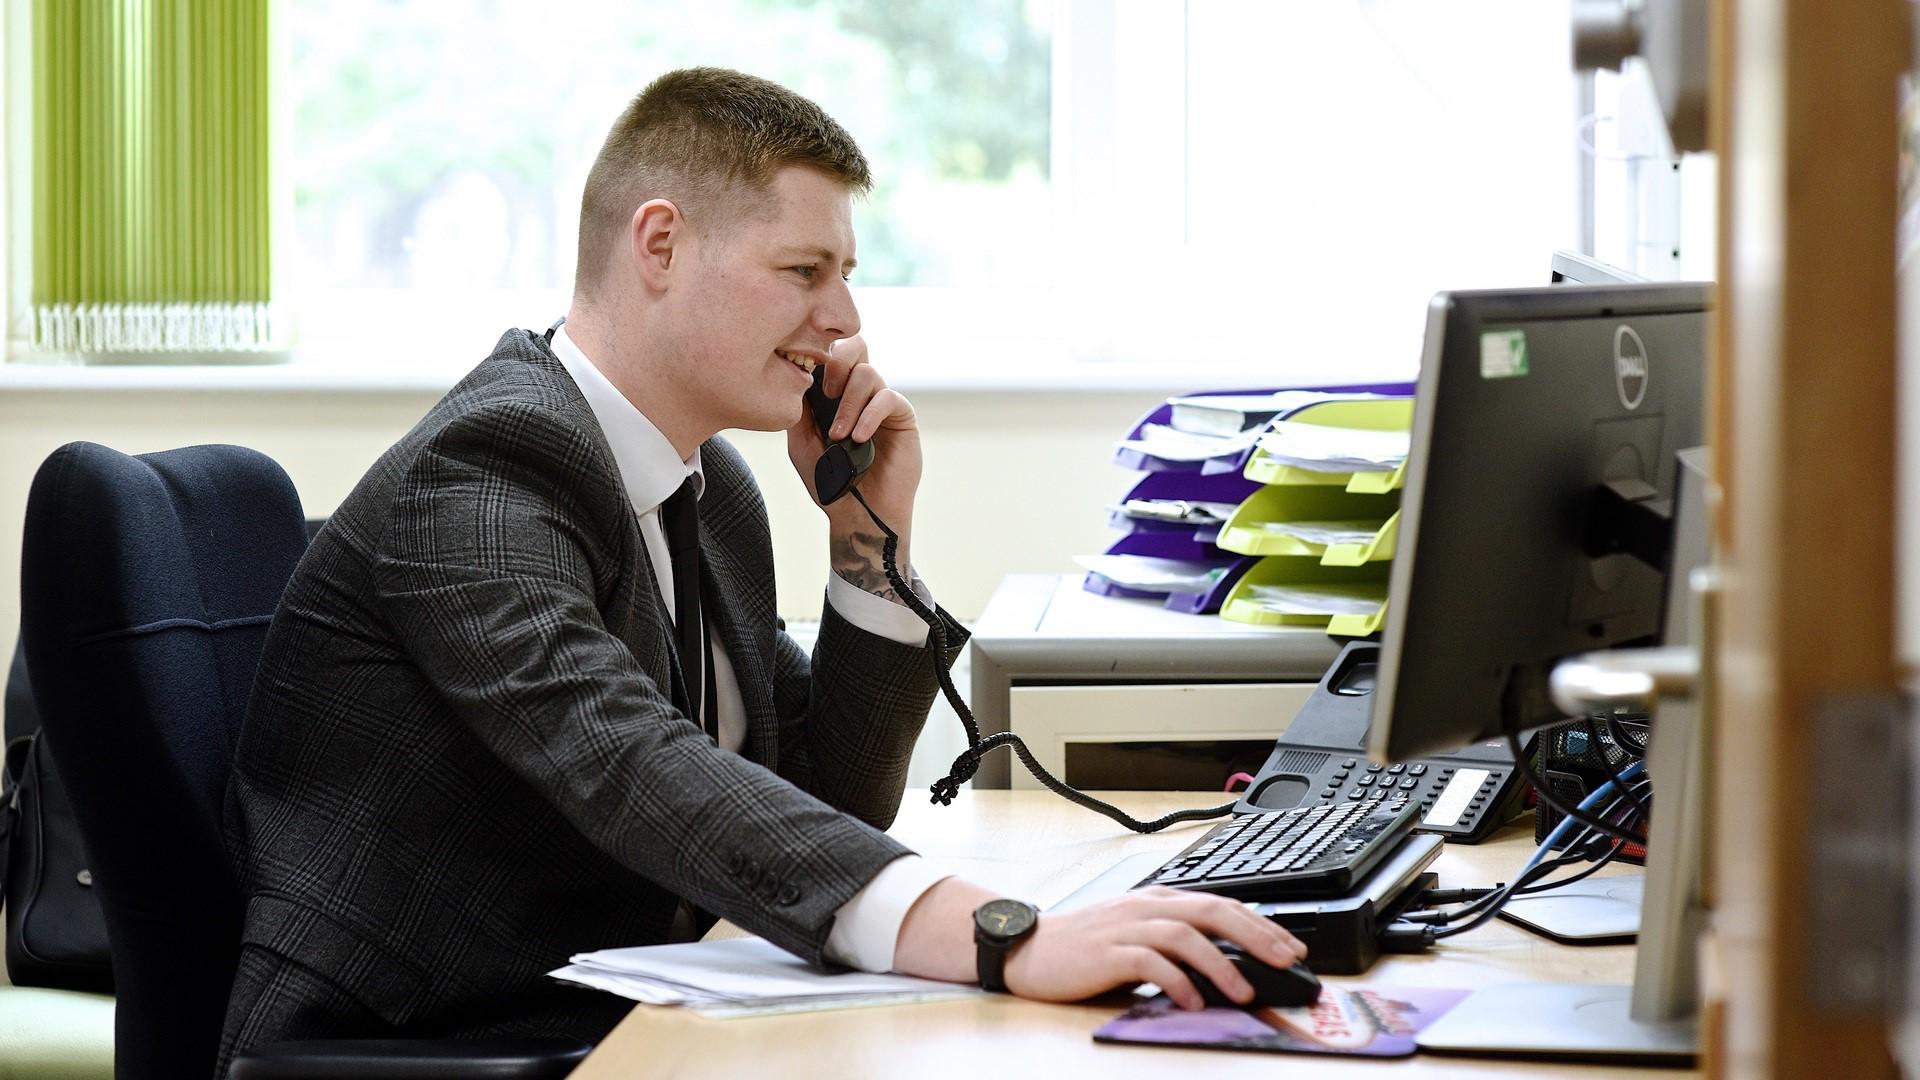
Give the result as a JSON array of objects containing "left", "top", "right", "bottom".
[{"left": 33, "top": 0, "right": 274, "bottom": 353}]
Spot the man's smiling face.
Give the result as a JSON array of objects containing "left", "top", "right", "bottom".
[{"left": 661, "top": 165, "right": 862, "bottom": 439}]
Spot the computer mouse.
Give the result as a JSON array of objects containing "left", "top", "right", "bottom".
[{"left": 1177, "top": 944, "right": 1322, "bottom": 1009}]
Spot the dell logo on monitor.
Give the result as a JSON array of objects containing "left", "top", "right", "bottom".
[{"left": 1614, "top": 325, "right": 1649, "bottom": 410}]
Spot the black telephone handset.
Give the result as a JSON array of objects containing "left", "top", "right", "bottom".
[{"left": 806, "top": 365, "right": 875, "bottom": 506}]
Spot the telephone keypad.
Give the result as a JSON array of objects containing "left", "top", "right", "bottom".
[{"left": 1280, "top": 764, "right": 1516, "bottom": 839}]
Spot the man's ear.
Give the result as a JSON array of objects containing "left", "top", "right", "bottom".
[{"left": 630, "top": 198, "right": 682, "bottom": 291}]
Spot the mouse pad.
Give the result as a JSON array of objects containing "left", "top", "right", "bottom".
[{"left": 1093, "top": 984, "right": 1471, "bottom": 1058}]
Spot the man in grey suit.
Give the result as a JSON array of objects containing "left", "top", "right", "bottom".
[{"left": 219, "top": 67, "right": 1303, "bottom": 1070}]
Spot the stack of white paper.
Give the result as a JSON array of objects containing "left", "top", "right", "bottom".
[
  {"left": 1258, "top": 519, "right": 1388, "bottom": 546},
  {"left": 1110, "top": 498, "right": 1240, "bottom": 525},
  {"left": 1116, "top": 423, "right": 1265, "bottom": 463},
  {"left": 1073, "top": 554, "right": 1228, "bottom": 594},
  {"left": 1245, "top": 582, "right": 1389, "bottom": 616},
  {"left": 1165, "top": 390, "right": 1398, "bottom": 437},
  {"left": 1256, "top": 422, "right": 1410, "bottom": 473},
  {"left": 550, "top": 937, "right": 980, "bottom": 1018}
]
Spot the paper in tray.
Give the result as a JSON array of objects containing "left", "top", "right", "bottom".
[
  {"left": 1077, "top": 525, "right": 1257, "bottom": 614},
  {"left": 1077, "top": 529, "right": 1237, "bottom": 604},
  {"left": 1214, "top": 485, "right": 1400, "bottom": 564},
  {"left": 1240, "top": 399, "right": 1416, "bottom": 491},
  {"left": 1113, "top": 383, "right": 1414, "bottom": 475},
  {"left": 1105, "top": 470, "right": 1262, "bottom": 537},
  {"left": 1217, "top": 557, "right": 1392, "bottom": 636},
  {"left": 1160, "top": 555, "right": 1258, "bottom": 614}
]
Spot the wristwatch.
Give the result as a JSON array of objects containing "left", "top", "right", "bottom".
[{"left": 973, "top": 898, "right": 1040, "bottom": 993}]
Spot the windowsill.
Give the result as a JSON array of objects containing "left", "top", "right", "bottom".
[
  {"left": 0, "top": 284, "right": 1423, "bottom": 394},
  {"left": 0, "top": 349, "right": 1395, "bottom": 395},
  {"left": 0, "top": 357, "right": 461, "bottom": 393}
]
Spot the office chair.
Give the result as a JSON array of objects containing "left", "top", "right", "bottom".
[{"left": 19, "top": 443, "right": 590, "bottom": 1080}]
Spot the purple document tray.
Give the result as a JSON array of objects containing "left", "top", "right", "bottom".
[
  {"left": 1105, "top": 470, "right": 1263, "bottom": 538},
  {"left": 1162, "top": 555, "right": 1259, "bottom": 614},
  {"left": 1080, "top": 531, "right": 1251, "bottom": 614}
]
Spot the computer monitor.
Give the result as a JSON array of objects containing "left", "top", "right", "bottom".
[
  {"left": 1372, "top": 282, "right": 1707, "bottom": 763},
  {"left": 1550, "top": 249, "right": 1648, "bottom": 285},
  {"left": 1369, "top": 282, "right": 1711, "bottom": 1062}
]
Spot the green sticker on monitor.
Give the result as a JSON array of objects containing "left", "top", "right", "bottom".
[{"left": 1480, "top": 330, "right": 1529, "bottom": 378}]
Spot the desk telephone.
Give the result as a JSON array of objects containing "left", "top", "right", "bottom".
[{"left": 1234, "top": 642, "right": 1531, "bottom": 843}]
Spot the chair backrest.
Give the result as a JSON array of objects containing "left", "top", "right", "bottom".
[{"left": 20, "top": 443, "right": 310, "bottom": 1080}]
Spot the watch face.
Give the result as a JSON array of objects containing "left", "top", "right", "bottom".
[{"left": 975, "top": 898, "right": 1038, "bottom": 941}]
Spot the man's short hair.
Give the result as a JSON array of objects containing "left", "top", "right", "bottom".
[{"left": 574, "top": 67, "right": 872, "bottom": 294}]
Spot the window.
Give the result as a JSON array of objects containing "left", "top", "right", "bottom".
[
  {"left": 10, "top": 2, "right": 1583, "bottom": 387},
  {"left": 287, "top": 1, "right": 1579, "bottom": 389},
  {"left": 289, "top": 0, "right": 1055, "bottom": 376}
]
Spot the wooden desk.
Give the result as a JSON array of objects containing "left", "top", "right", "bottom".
[{"left": 573, "top": 791, "right": 1699, "bottom": 1079}]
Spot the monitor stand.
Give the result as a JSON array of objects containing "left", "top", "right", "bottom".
[
  {"left": 1497, "top": 871, "right": 1642, "bottom": 944},
  {"left": 1416, "top": 982, "right": 1695, "bottom": 1063},
  {"left": 1417, "top": 645, "right": 1704, "bottom": 1065}
]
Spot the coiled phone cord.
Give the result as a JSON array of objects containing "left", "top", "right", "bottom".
[{"left": 847, "top": 487, "right": 1236, "bottom": 834}]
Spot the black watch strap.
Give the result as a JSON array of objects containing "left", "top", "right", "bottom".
[
  {"left": 976, "top": 938, "right": 1014, "bottom": 993},
  {"left": 974, "top": 899, "right": 1039, "bottom": 993}
]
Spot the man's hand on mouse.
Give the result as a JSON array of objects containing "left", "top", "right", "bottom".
[
  {"left": 999, "top": 885, "right": 1306, "bottom": 1010},
  {"left": 892, "top": 878, "right": 1306, "bottom": 1010}
]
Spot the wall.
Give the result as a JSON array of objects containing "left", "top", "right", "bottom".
[{"left": 0, "top": 384, "right": 1172, "bottom": 667}]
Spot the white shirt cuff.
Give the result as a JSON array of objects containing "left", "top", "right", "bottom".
[
  {"left": 821, "top": 855, "right": 953, "bottom": 973},
  {"left": 827, "top": 565, "right": 936, "bottom": 647}
]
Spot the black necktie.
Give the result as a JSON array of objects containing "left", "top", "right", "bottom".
[{"left": 660, "top": 478, "right": 717, "bottom": 742}]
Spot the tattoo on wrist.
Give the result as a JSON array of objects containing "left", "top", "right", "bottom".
[{"left": 832, "top": 528, "right": 906, "bottom": 604}]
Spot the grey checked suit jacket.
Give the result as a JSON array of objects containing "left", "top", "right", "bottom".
[{"left": 216, "top": 329, "right": 967, "bottom": 1072}]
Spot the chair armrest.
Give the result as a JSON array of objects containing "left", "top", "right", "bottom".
[{"left": 227, "top": 1036, "right": 592, "bottom": 1079}]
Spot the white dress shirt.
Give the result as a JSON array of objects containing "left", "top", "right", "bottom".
[{"left": 549, "top": 326, "right": 950, "bottom": 973}]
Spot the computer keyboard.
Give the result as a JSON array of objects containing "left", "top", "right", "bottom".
[{"left": 1140, "top": 797, "right": 1422, "bottom": 900}]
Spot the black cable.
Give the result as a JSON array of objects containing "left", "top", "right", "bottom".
[
  {"left": 1606, "top": 712, "right": 1649, "bottom": 759},
  {"left": 1432, "top": 834, "right": 1642, "bottom": 943},
  {"left": 1425, "top": 873, "right": 1549, "bottom": 939},
  {"left": 1424, "top": 832, "right": 1635, "bottom": 941},
  {"left": 1585, "top": 716, "right": 1650, "bottom": 822},
  {"left": 1515, "top": 833, "right": 1632, "bottom": 896},
  {"left": 1507, "top": 718, "right": 1645, "bottom": 845},
  {"left": 1513, "top": 789, "right": 1648, "bottom": 896},
  {"left": 1408, "top": 783, "right": 1648, "bottom": 930},
  {"left": 1410, "top": 844, "right": 1593, "bottom": 926},
  {"left": 846, "top": 487, "right": 1236, "bottom": 834}
]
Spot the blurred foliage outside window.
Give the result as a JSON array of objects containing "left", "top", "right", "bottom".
[{"left": 290, "top": 0, "right": 1052, "bottom": 301}]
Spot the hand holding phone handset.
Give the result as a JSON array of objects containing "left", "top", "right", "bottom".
[
  {"left": 808, "top": 370, "right": 1234, "bottom": 835},
  {"left": 806, "top": 365, "right": 875, "bottom": 506}
]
